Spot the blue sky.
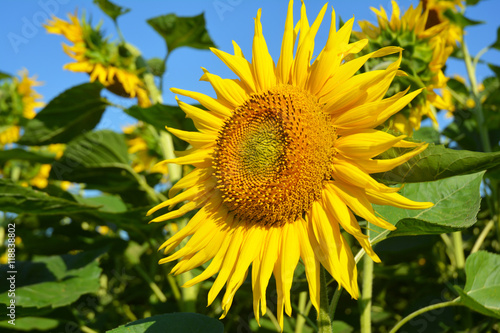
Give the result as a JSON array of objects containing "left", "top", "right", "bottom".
[{"left": 2, "top": 0, "right": 499, "bottom": 132}]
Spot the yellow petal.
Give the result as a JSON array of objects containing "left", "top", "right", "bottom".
[
  {"left": 170, "top": 87, "right": 232, "bottom": 118},
  {"left": 153, "top": 148, "right": 213, "bottom": 169},
  {"left": 332, "top": 158, "right": 400, "bottom": 193},
  {"left": 365, "top": 188, "right": 433, "bottom": 210},
  {"left": 296, "top": 217, "right": 321, "bottom": 312},
  {"left": 350, "top": 143, "right": 428, "bottom": 173},
  {"left": 200, "top": 69, "right": 248, "bottom": 108},
  {"left": 336, "top": 129, "right": 407, "bottom": 159},
  {"left": 276, "top": 0, "right": 294, "bottom": 84},
  {"left": 176, "top": 97, "right": 223, "bottom": 133},
  {"left": 329, "top": 181, "right": 396, "bottom": 231},
  {"left": 210, "top": 47, "right": 256, "bottom": 94},
  {"left": 167, "top": 127, "right": 217, "bottom": 149},
  {"left": 252, "top": 8, "right": 276, "bottom": 92},
  {"left": 168, "top": 167, "right": 214, "bottom": 198}
]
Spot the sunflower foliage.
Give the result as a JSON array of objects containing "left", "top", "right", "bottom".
[{"left": 0, "top": 0, "right": 499, "bottom": 332}]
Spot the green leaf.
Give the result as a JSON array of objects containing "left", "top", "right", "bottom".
[
  {"left": 443, "top": 10, "right": 483, "bottom": 28},
  {"left": 455, "top": 251, "right": 500, "bottom": 319},
  {"left": 107, "top": 313, "right": 224, "bottom": 333},
  {"left": 374, "top": 145, "right": 500, "bottom": 184},
  {"left": 0, "top": 179, "right": 99, "bottom": 215},
  {"left": 125, "top": 104, "right": 194, "bottom": 132},
  {"left": 78, "top": 194, "right": 127, "bottom": 213},
  {"left": 49, "top": 130, "right": 140, "bottom": 192},
  {"left": 412, "top": 126, "right": 440, "bottom": 144},
  {"left": 0, "top": 148, "right": 55, "bottom": 164},
  {"left": 18, "top": 83, "right": 107, "bottom": 146},
  {"left": 0, "top": 317, "right": 59, "bottom": 331},
  {"left": 372, "top": 172, "right": 483, "bottom": 242},
  {"left": 0, "top": 250, "right": 103, "bottom": 309},
  {"left": 147, "top": 13, "right": 216, "bottom": 53},
  {"left": 331, "top": 321, "right": 354, "bottom": 333},
  {"left": 466, "top": 0, "right": 481, "bottom": 5},
  {"left": 0, "top": 71, "right": 12, "bottom": 80},
  {"left": 124, "top": 104, "right": 196, "bottom": 150},
  {"left": 93, "top": 0, "right": 130, "bottom": 21},
  {"left": 490, "top": 27, "right": 500, "bottom": 50}
]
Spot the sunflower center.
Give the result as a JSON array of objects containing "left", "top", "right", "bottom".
[{"left": 213, "top": 85, "right": 336, "bottom": 226}]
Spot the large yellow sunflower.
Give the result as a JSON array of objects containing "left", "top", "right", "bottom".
[
  {"left": 355, "top": 1, "right": 454, "bottom": 134},
  {"left": 148, "top": 1, "right": 432, "bottom": 328},
  {"left": 45, "top": 13, "right": 152, "bottom": 107}
]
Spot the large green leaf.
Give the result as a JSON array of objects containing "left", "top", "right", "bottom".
[
  {"left": 374, "top": 145, "right": 500, "bottom": 184},
  {"left": 454, "top": 251, "right": 500, "bottom": 319},
  {"left": 107, "top": 313, "right": 224, "bottom": 333},
  {"left": 371, "top": 172, "right": 483, "bottom": 242},
  {"left": 0, "top": 179, "right": 99, "bottom": 215},
  {"left": 147, "top": 13, "right": 215, "bottom": 53},
  {"left": 0, "top": 250, "right": 103, "bottom": 309},
  {"left": 93, "top": 0, "right": 130, "bottom": 21},
  {"left": 0, "top": 148, "right": 55, "bottom": 164},
  {"left": 49, "top": 130, "right": 140, "bottom": 192},
  {"left": 18, "top": 83, "right": 107, "bottom": 145}
]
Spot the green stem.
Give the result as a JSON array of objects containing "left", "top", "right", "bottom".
[
  {"left": 159, "top": 131, "right": 182, "bottom": 182},
  {"left": 329, "top": 286, "right": 343, "bottom": 321},
  {"left": 129, "top": 166, "right": 166, "bottom": 203},
  {"left": 452, "top": 231, "right": 465, "bottom": 269},
  {"left": 179, "top": 271, "right": 198, "bottom": 312},
  {"left": 318, "top": 266, "right": 333, "bottom": 333},
  {"left": 134, "top": 265, "right": 167, "bottom": 302},
  {"left": 471, "top": 219, "right": 495, "bottom": 253},
  {"left": 113, "top": 19, "right": 126, "bottom": 44},
  {"left": 80, "top": 326, "right": 99, "bottom": 333},
  {"left": 462, "top": 37, "right": 491, "bottom": 153},
  {"left": 266, "top": 306, "right": 282, "bottom": 332},
  {"left": 295, "top": 291, "right": 308, "bottom": 333},
  {"left": 167, "top": 274, "right": 182, "bottom": 302},
  {"left": 360, "top": 252, "right": 374, "bottom": 333},
  {"left": 360, "top": 225, "right": 374, "bottom": 333},
  {"left": 388, "top": 300, "right": 461, "bottom": 333},
  {"left": 292, "top": 299, "right": 316, "bottom": 332}
]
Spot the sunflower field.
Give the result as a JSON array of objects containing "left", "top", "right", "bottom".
[{"left": 1, "top": 0, "right": 500, "bottom": 332}]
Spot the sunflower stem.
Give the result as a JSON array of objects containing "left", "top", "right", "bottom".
[
  {"left": 133, "top": 264, "right": 167, "bottom": 302},
  {"left": 318, "top": 266, "right": 333, "bottom": 333},
  {"left": 471, "top": 219, "right": 495, "bottom": 253},
  {"left": 360, "top": 225, "right": 373, "bottom": 333},
  {"left": 295, "top": 291, "right": 308, "bottom": 333},
  {"left": 452, "top": 231, "right": 465, "bottom": 270},
  {"left": 329, "top": 286, "right": 342, "bottom": 321},
  {"left": 388, "top": 300, "right": 461, "bottom": 333}
]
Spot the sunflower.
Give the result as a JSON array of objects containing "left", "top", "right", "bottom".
[
  {"left": 422, "top": 0, "right": 464, "bottom": 46},
  {"left": 148, "top": 1, "right": 433, "bottom": 328},
  {"left": 45, "top": 13, "right": 152, "bottom": 107},
  {"left": 355, "top": 1, "right": 454, "bottom": 134},
  {"left": 0, "top": 70, "right": 43, "bottom": 145}
]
